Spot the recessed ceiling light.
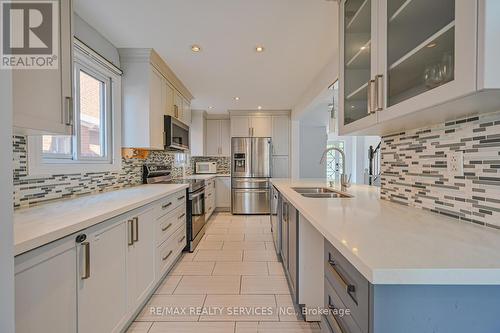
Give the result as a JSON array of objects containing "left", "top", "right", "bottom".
[
  {"left": 360, "top": 46, "right": 366, "bottom": 50},
  {"left": 234, "top": 97, "right": 240, "bottom": 101},
  {"left": 191, "top": 44, "right": 201, "bottom": 52},
  {"left": 208, "top": 106, "right": 214, "bottom": 109},
  {"left": 255, "top": 46, "right": 264, "bottom": 53},
  {"left": 257, "top": 106, "right": 262, "bottom": 110},
  {"left": 426, "top": 43, "right": 437, "bottom": 48}
]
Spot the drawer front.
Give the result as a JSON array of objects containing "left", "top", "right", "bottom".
[
  {"left": 206, "top": 188, "right": 215, "bottom": 202},
  {"left": 156, "top": 204, "right": 186, "bottom": 246},
  {"left": 206, "top": 179, "right": 215, "bottom": 189},
  {"left": 156, "top": 225, "right": 185, "bottom": 278},
  {"left": 324, "top": 240, "right": 369, "bottom": 333},
  {"left": 154, "top": 190, "right": 186, "bottom": 219},
  {"left": 324, "top": 278, "right": 363, "bottom": 333}
]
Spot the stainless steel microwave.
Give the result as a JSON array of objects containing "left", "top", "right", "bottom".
[{"left": 164, "top": 116, "right": 189, "bottom": 150}]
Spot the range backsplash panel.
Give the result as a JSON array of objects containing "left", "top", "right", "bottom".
[{"left": 380, "top": 111, "right": 500, "bottom": 229}]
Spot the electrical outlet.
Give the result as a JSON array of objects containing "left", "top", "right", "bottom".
[{"left": 447, "top": 151, "right": 464, "bottom": 177}]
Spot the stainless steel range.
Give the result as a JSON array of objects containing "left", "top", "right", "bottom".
[{"left": 143, "top": 165, "right": 206, "bottom": 252}]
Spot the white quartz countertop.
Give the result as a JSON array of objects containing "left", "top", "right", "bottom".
[
  {"left": 271, "top": 179, "right": 500, "bottom": 285},
  {"left": 13, "top": 184, "right": 188, "bottom": 256}
]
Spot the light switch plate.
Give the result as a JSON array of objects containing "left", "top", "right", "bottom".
[{"left": 447, "top": 151, "right": 464, "bottom": 177}]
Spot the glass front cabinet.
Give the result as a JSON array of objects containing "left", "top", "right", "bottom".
[{"left": 339, "top": 0, "right": 500, "bottom": 136}]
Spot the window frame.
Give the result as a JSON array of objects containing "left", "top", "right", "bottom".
[{"left": 27, "top": 40, "right": 122, "bottom": 176}]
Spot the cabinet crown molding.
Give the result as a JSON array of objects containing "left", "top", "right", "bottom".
[{"left": 119, "top": 48, "right": 194, "bottom": 101}]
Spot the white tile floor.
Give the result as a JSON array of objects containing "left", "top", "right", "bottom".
[{"left": 127, "top": 213, "right": 321, "bottom": 333}]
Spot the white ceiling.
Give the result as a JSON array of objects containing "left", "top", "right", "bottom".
[{"left": 74, "top": 0, "right": 337, "bottom": 113}]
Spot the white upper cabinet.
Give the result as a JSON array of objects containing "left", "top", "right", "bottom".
[
  {"left": 182, "top": 97, "right": 191, "bottom": 125},
  {"left": 206, "top": 119, "right": 231, "bottom": 156},
  {"left": 230, "top": 115, "right": 272, "bottom": 137},
  {"left": 120, "top": 49, "right": 193, "bottom": 149},
  {"left": 205, "top": 120, "right": 220, "bottom": 155},
  {"left": 272, "top": 115, "right": 290, "bottom": 155},
  {"left": 339, "top": 0, "right": 379, "bottom": 134},
  {"left": 231, "top": 116, "right": 251, "bottom": 137},
  {"left": 251, "top": 116, "right": 273, "bottom": 137},
  {"left": 13, "top": 0, "right": 73, "bottom": 135},
  {"left": 339, "top": 0, "right": 500, "bottom": 136},
  {"left": 220, "top": 119, "right": 231, "bottom": 155}
]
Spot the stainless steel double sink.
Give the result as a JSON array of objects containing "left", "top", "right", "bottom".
[{"left": 291, "top": 187, "right": 352, "bottom": 198}]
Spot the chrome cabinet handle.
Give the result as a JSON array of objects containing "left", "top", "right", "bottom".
[
  {"left": 367, "top": 79, "right": 376, "bottom": 115},
  {"left": 162, "top": 202, "right": 172, "bottom": 210},
  {"left": 162, "top": 250, "right": 173, "bottom": 261},
  {"left": 328, "top": 259, "right": 357, "bottom": 305},
  {"left": 81, "top": 242, "right": 90, "bottom": 279},
  {"left": 177, "top": 195, "right": 186, "bottom": 201},
  {"left": 128, "top": 219, "right": 134, "bottom": 246},
  {"left": 162, "top": 223, "right": 173, "bottom": 232},
  {"left": 178, "top": 235, "right": 186, "bottom": 244},
  {"left": 375, "top": 74, "right": 384, "bottom": 111},
  {"left": 133, "top": 217, "right": 139, "bottom": 242},
  {"left": 178, "top": 213, "right": 186, "bottom": 220}
]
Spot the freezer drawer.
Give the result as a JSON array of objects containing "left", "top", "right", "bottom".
[
  {"left": 232, "top": 189, "right": 270, "bottom": 214},
  {"left": 232, "top": 177, "right": 269, "bottom": 189}
]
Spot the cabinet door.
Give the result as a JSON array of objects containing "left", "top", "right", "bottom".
[
  {"left": 206, "top": 119, "right": 221, "bottom": 156},
  {"left": 174, "top": 91, "right": 183, "bottom": 120},
  {"left": 165, "top": 82, "right": 175, "bottom": 117},
  {"left": 288, "top": 205, "right": 298, "bottom": 297},
  {"left": 78, "top": 218, "right": 128, "bottom": 333},
  {"left": 215, "top": 177, "right": 231, "bottom": 208},
  {"left": 231, "top": 116, "right": 251, "bottom": 137},
  {"left": 272, "top": 116, "right": 290, "bottom": 155},
  {"left": 251, "top": 116, "right": 272, "bottom": 137},
  {"left": 127, "top": 209, "right": 156, "bottom": 312},
  {"left": 150, "top": 68, "right": 166, "bottom": 149},
  {"left": 378, "top": 0, "right": 476, "bottom": 122},
  {"left": 272, "top": 156, "right": 289, "bottom": 178},
  {"left": 182, "top": 97, "right": 191, "bottom": 125},
  {"left": 15, "top": 236, "right": 77, "bottom": 333},
  {"left": 12, "top": 0, "right": 73, "bottom": 135},
  {"left": 220, "top": 119, "right": 231, "bottom": 156},
  {"left": 339, "top": 0, "right": 378, "bottom": 134}
]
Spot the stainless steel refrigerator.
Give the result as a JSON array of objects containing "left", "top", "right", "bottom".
[{"left": 231, "top": 137, "right": 271, "bottom": 214}]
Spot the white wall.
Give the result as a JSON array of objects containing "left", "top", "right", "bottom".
[
  {"left": 74, "top": 14, "right": 120, "bottom": 67},
  {"left": 299, "top": 125, "right": 327, "bottom": 178},
  {"left": 0, "top": 68, "right": 15, "bottom": 332}
]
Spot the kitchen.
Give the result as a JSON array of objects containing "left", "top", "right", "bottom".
[{"left": 2, "top": 1, "right": 500, "bottom": 333}]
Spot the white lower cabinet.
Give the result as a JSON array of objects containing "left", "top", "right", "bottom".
[
  {"left": 127, "top": 208, "right": 156, "bottom": 313},
  {"left": 14, "top": 189, "right": 187, "bottom": 333},
  {"left": 205, "top": 178, "right": 216, "bottom": 220},
  {"left": 215, "top": 176, "right": 231, "bottom": 209},
  {"left": 77, "top": 216, "right": 128, "bottom": 333},
  {"left": 15, "top": 236, "right": 77, "bottom": 333}
]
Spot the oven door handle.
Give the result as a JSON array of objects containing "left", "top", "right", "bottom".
[{"left": 189, "top": 190, "right": 205, "bottom": 200}]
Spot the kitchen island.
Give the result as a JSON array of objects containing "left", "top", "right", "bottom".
[{"left": 271, "top": 179, "right": 500, "bottom": 333}]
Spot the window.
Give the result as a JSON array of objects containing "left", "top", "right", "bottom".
[
  {"left": 28, "top": 41, "right": 122, "bottom": 175},
  {"left": 326, "top": 140, "right": 345, "bottom": 183}
]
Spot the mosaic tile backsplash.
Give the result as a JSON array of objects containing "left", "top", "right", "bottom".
[
  {"left": 381, "top": 111, "right": 500, "bottom": 229},
  {"left": 13, "top": 136, "right": 230, "bottom": 209}
]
